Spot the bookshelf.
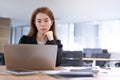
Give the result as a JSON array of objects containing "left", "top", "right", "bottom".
[{"left": 0, "top": 18, "right": 11, "bottom": 52}]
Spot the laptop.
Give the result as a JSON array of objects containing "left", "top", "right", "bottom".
[{"left": 3, "top": 44, "right": 58, "bottom": 71}]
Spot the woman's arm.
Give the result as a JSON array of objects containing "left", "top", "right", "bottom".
[{"left": 46, "top": 40, "right": 63, "bottom": 67}]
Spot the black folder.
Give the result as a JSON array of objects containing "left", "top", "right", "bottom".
[{"left": 50, "top": 71, "right": 94, "bottom": 78}]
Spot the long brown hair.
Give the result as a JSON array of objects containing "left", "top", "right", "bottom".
[{"left": 28, "top": 7, "right": 57, "bottom": 40}]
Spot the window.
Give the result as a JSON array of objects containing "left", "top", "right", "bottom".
[
  {"left": 11, "top": 19, "right": 120, "bottom": 52},
  {"left": 56, "top": 20, "right": 120, "bottom": 52},
  {"left": 99, "top": 20, "right": 120, "bottom": 52}
]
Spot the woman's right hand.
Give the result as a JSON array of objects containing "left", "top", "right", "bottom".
[{"left": 45, "top": 31, "right": 54, "bottom": 41}]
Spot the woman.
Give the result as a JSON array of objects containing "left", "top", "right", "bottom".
[{"left": 19, "top": 7, "right": 63, "bottom": 67}]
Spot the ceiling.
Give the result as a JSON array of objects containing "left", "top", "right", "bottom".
[{"left": 1, "top": 0, "right": 120, "bottom": 27}]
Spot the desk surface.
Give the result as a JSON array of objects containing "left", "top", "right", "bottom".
[
  {"left": 63, "top": 57, "right": 120, "bottom": 61},
  {"left": 83, "top": 58, "right": 120, "bottom": 61},
  {"left": 82, "top": 58, "right": 120, "bottom": 67},
  {"left": 0, "top": 66, "right": 120, "bottom": 80}
]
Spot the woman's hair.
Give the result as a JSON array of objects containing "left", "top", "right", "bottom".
[{"left": 28, "top": 7, "right": 57, "bottom": 40}]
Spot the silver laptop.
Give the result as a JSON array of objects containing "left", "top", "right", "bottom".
[{"left": 4, "top": 44, "right": 57, "bottom": 70}]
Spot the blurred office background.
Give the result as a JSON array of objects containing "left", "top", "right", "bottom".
[{"left": 11, "top": 20, "right": 120, "bottom": 52}]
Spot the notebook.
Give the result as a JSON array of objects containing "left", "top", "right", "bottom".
[
  {"left": 3, "top": 44, "right": 58, "bottom": 71},
  {"left": 47, "top": 67, "right": 99, "bottom": 78}
]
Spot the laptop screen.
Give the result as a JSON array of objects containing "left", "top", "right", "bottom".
[{"left": 4, "top": 44, "right": 57, "bottom": 70}]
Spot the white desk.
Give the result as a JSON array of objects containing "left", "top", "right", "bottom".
[
  {"left": 83, "top": 58, "right": 120, "bottom": 67},
  {"left": 0, "top": 66, "right": 120, "bottom": 80}
]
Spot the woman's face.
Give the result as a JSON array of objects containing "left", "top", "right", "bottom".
[{"left": 35, "top": 12, "right": 53, "bottom": 34}]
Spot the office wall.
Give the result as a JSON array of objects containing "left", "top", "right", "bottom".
[{"left": 11, "top": 26, "right": 30, "bottom": 44}]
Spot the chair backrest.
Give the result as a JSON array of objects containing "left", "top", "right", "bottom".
[
  {"left": 92, "top": 48, "right": 102, "bottom": 54},
  {"left": 0, "top": 53, "right": 5, "bottom": 65},
  {"left": 91, "top": 53, "right": 97, "bottom": 58},
  {"left": 83, "top": 48, "right": 103, "bottom": 58},
  {"left": 83, "top": 48, "right": 93, "bottom": 58},
  {"left": 91, "top": 53, "right": 111, "bottom": 58},
  {"left": 102, "top": 49, "right": 108, "bottom": 53},
  {"left": 61, "top": 51, "right": 83, "bottom": 66},
  {"left": 95, "top": 53, "right": 111, "bottom": 67}
]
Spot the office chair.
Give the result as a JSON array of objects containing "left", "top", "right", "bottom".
[
  {"left": 102, "top": 49, "right": 108, "bottom": 53},
  {"left": 115, "top": 62, "right": 120, "bottom": 67},
  {"left": 83, "top": 48, "right": 102, "bottom": 67},
  {"left": 92, "top": 53, "right": 111, "bottom": 67},
  {"left": 60, "top": 51, "right": 83, "bottom": 66},
  {"left": 0, "top": 53, "right": 5, "bottom": 65},
  {"left": 83, "top": 48, "right": 93, "bottom": 58}
]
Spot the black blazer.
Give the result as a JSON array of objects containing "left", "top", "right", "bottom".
[{"left": 19, "top": 35, "right": 63, "bottom": 67}]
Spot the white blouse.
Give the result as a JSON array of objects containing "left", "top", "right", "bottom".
[{"left": 37, "top": 41, "right": 46, "bottom": 45}]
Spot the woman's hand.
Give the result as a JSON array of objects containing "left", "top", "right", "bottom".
[{"left": 45, "top": 31, "right": 54, "bottom": 41}]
